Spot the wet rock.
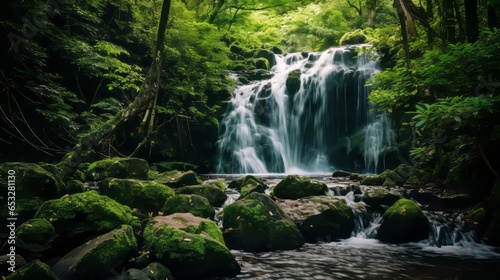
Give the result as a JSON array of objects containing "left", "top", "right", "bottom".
[
  {"left": 150, "top": 161, "right": 199, "bottom": 173},
  {"left": 254, "top": 49, "right": 276, "bottom": 67},
  {"left": 16, "top": 218, "right": 56, "bottom": 253},
  {"left": 277, "top": 196, "right": 356, "bottom": 242},
  {"left": 154, "top": 170, "right": 203, "bottom": 188},
  {"left": 362, "top": 186, "right": 403, "bottom": 213},
  {"left": 123, "top": 268, "right": 150, "bottom": 280},
  {"left": 407, "top": 189, "right": 476, "bottom": 211},
  {"left": 207, "top": 179, "right": 227, "bottom": 191},
  {"left": 162, "top": 194, "right": 215, "bottom": 219},
  {"left": 332, "top": 170, "right": 352, "bottom": 177},
  {"left": 228, "top": 175, "right": 268, "bottom": 199},
  {"left": 222, "top": 192, "right": 305, "bottom": 252},
  {"left": 52, "top": 225, "right": 137, "bottom": 280},
  {"left": 360, "top": 175, "right": 385, "bottom": 186},
  {"left": 286, "top": 69, "right": 301, "bottom": 95},
  {"left": 273, "top": 175, "right": 327, "bottom": 199},
  {"left": 35, "top": 191, "right": 139, "bottom": 246},
  {"left": 380, "top": 169, "right": 405, "bottom": 187},
  {"left": 377, "top": 198, "right": 429, "bottom": 244},
  {"left": 6, "top": 260, "right": 57, "bottom": 280},
  {"left": 61, "top": 180, "right": 86, "bottom": 194},
  {"left": 142, "top": 262, "right": 175, "bottom": 280},
  {"left": 100, "top": 178, "right": 175, "bottom": 213},
  {"left": 339, "top": 29, "right": 367, "bottom": 45},
  {"left": 175, "top": 185, "right": 227, "bottom": 207},
  {"left": 86, "top": 157, "right": 150, "bottom": 181},
  {"left": 0, "top": 162, "right": 62, "bottom": 199},
  {"left": 143, "top": 213, "right": 240, "bottom": 279}
]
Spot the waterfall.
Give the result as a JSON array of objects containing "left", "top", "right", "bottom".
[{"left": 217, "top": 46, "right": 395, "bottom": 174}]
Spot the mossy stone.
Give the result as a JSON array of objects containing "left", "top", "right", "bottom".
[
  {"left": 377, "top": 198, "right": 429, "bottom": 244},
  {"left": 35, "top": 190, "right": 139, "bottom": 243},
  {"left": 380, "top": 169, "right": 405, "bottom": 186},
  {"left": 362, "top": 187, "right": 402, "bottom": 213},
  {"left": 332, "top": 170, "right": 352, "bottom": 177},
  {"left": 222, "top": 192, "right": 305, "bottom": 252},
  {"left": 143, "top": 213, "right": 240, "bottom": 279},
  {"left": 273, "top": 175, "right": 327, "bottom": 199},
  {"left": 61, "top": 180, "right": 86, "bottom": 194},
  {"left": 228, "top": 175, "right": 266, "bottom": 190},
  {"left": 6, "top": 260, "right": 57, "bottom": 280},
  {"left": 360, "top": 175, "right": 385, "bottom": 185},
  {"left": 86, "top": 157, "right": 150, "bottom": 180},
  {"left": 16, "top": 218, "right": 56, "bottom": 253},
  {"left": 162, "top": 194, "right": 215, "bottom": 219},
  {"left": 339, "top": 29, "right": 367, "bottom": 45},
  {"left": 52, "top": 225, "right": 137, "bottom": 279},
  {"left": 175, "top": 185, "right": 227, "bottom": 207},
  {"left": 142, "top": 262, "right": 175, "bottom": 280},
  {"left": 209, "top": 179, "right": 227, "bottom": 190},
  {"left": 0, "top": 162, "right": 62, "bottom": 199},
  {"left": 123, "top": 268, "right": 150, "bottom": 280},
  {"left": 154, "top": 170, "right": 203, "bottom": 188},
  {"left": 149, "top": 161, "right": 199, "bottom": 173},
  {"left": 100, "top": 178, "right": 175, "bottom": 213}
]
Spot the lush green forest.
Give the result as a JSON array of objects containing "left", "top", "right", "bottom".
[{"left": 1, "top": 0, "right": 499, "bottom": 194}]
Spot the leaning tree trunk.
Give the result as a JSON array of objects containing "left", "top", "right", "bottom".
[{"left": 56, "top": 0, "right": 172, "bottom": 178}]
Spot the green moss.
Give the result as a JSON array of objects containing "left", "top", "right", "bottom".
[
  {"left": 86, "top": 157, "right": 150, "bottom": 180},
  {"left": 6, "top": 260, "right": 57, "bottom": 280},
  {"left": 154, "top": 170, "right": 203, "bottom": 188},
  {"left": 0, "top": 162, "right": 62, "bottom": 198},
  {"left": 339, "top": 29, "right": 367, "bottom": 45},
  {"left": 360, "top": 175, "right": 385, "bottom": 185},
  {"left": 273, "top": 175, "right": 327, "bottom": 199},
  {"left": 380, "top": 169, "right": 405, "bottom": 185},
  {"left": 332, "top": 170, "right": 352, "bottom": 177},
  {"left": 210, "top": 179, "right": 227, "bottom": 190},
  {"left": 162, "top": 194, "right": 215, "bottom": 219},
  {"left": 175, "top": 185, "right": 227, "bottom": 206},
  {"left": 16, "top": 218, "right": 56, "bottom": 252},
  {"left": 61, "top": 180, "right": 86, "bottom": 194}
]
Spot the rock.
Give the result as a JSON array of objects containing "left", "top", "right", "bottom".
[
  {"left": 362, "top": 186, "right": 403, "bottom": 213},
  {"left": 332, "top": 170, "right": 352, "bottom": 177},
  {"left": 52, "top": 225, "right": 137, "bottom": 280},
  {"left": 207, "top": 179, "right": 227, "bottom": 191},
  {"left": 228, "top": 175, "right": 265, "bottom": 190},
  {"left": 286, "top": 69, "right": 301, "bottom": 95},
  {"left": 254, "top": 57, "right": 270, "bottom": 70},
  {"left": 143, "top": 213, "right": 240, "bottom": 279},
  {"left": 154, "top": 170, "right": 203, "bottom": 188},
  {"left": 273, "top": 175, "right": 327, "bottom": 199},
  {"left": 35, "top": 190, "right": 139, "bottom": 246},
  {"left": 277, "top": 196, "right": 356, "bottom": 242},
  {"left": 100, "top": 178, "right": 175, "bottom": 213},
  {"left": 271, "top": 46, "right": 283, "bottom": 54},
  {"left": 222, "top": 192, "right": 305, "bottom": 252},
  {"left": 150, "top": 161, "right": 199, "bottom": 173},
  {"left": 360, "top": 175, "right": 385, "bottom": 186},
  {"left": 6, "top": 260, "right": 57, "bottom": 280},
  {"left": 0, "top": 162, "right": 62, "bottom": 199},
  {"left": 481, "top": 180, "right": 500, "bottom": 245},
  {"left": 175, "top": 185, "right": 227, "bottom": 207},
  {"left": 377, "top": 198, "right": 429, "bottom": 244},
  {"left": 61, "top": 180, "right": 86, "bottom": 194},
  {"left": 393, "top": 164, "right": 413, "bottom": 180},
  {"left": 142, "top": 262, "right": 175, "bottom": 280},
  {"left": 243, "top": 69, "right": 273, "bottom": 81},
  {"left": 254, "top": 49, "right": 275, "bottom": 67},
  {"left": 162, "top": 194, "right": 215, "bottom": 219},
  {"left": 380, "top": 169, "right": 406, "bottom": 186},
  {"left": 339, "top": 29, "right": 367, "bottom": 46},
  {"left": 86, "top": 157, "right": 150, "bottom": 180},
  {"left": 1, "top": 196, "right": 44, "bottom": 225},
  {"left": 123, "top": 268, "right": 150, "bottom": 280},
  {"left": 16, "top": 218, "right": 56, "bottom": 253},
  {"left": 228, "top": 175, "right": 267, "bottom": 198}
]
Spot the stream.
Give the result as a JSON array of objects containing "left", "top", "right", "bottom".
[{"left": 204, "top": 174, "right": 500, "bottom": 280}]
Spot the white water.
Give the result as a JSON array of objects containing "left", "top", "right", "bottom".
[{"left": 217, "top": 46, "right": 395, "bottom": 174}]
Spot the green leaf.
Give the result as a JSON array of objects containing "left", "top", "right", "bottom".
[{"left": 415, "top": 119, "right": 426, "bottom": 128}]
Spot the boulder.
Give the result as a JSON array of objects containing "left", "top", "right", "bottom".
[
  {"left": 6, "top": 260, "right": 57, "bottom": 280},
  {"left": 162, "top": 194, "right": 215, "bottom": 219},
  {"left": 61, "top": 180, "right": 86, "bottom": 194},
  {"left": 228, "top": 175, "right": 268, "bottom": 199},
  {"left": 339, "top": 29, "right": 367, "bottom": 46},
  {"left": 362, "top": 186, "right": 403, "bottom": 213},
  {"left": 380, "top": 169, "right": 405, "bottom": 187},
  {"left": 273, "top": 175, "right": 327, "bottom": 199},
  {"left": 143, "top": 213, "right": 240, "bottom": 279},
  {"left": 0, "top": 162, "right": 62, "bottom": 199},
  {"left": 122, "top": 268, "right": 150, "bottom": 280},
  {"left": 175, "top": 185, "right": 227, "bottom": 207},
  {"left": 154, "top": 170, "right": 203, "bottom": 188},
  {"left": 277, "top": 196, "right": 356, "bottom": 242},
  {"left": 86, "top": 157, "right": 150, "bottom": 180},
  {"left": 253, "top": 48, "right": 276, "bottom": 67},
  {"left": 52, "top": 225, "right": 137, "bottom": 279},
  {"left": 150, "top": 161, "right": 199, "bottom": 173},
  {"left": 16, "top": 218, "right": 56, "bottom": 253},
  {"left": 35, "top": 191, "right": 139, "bottom": 246},
  {"left": 100, "top": 178, "right": 175, "bottom": 213},
  {"left": 331, "top": 170, "right": 352, "bottom": 177},
  {"left": 222, "top": 192, "right": 305, "bottom": 252},
  {"left": 206, "top": 179, "right": 227, "bottom": 191},
  {"left": 360, "top": 175, "right": 385, "bottom": 186},
  {"left": 377, "top": 198, "right": 429, "bottom": 244},
  {"left": 142, "top": 262, "right": 175, "bottom": 280}
]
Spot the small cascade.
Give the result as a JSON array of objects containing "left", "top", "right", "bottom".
[
  {"left": 216, "top": 46, "right": 395, "bottom": 174},
  {"left": 426, "top": 211, "right": 480, "bottom": 247}
]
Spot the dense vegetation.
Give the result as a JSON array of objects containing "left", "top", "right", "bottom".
[{"left": 1, "top": 0, "right": 499, "bottom": 197}]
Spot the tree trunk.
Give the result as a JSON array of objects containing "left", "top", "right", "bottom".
[
  {"left": 488, "top": 4, "right": 500, "bottom": 29},
  {"left": 443, "top": 0, "right": 456, "bottom": 43},
  {"left": 394, "top": 0, "right": 412, "bottom": 69},
  {"left": 464, "top": 0, "right": 479, "bottom": 42},
  {"left": 453, "top": 0, "right": 465, "bottom": 41},
  {"left": 366, "top": 0, "right": 378, "bottom": 27},
  {"left": 56, "top": 0, "right": 172, "bottom": 178},
  {"left": 208, "top": 0, "right": 225, "bottom": 24}
]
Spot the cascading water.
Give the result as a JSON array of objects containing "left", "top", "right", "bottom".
[{"left": 216, "top": 45, "right": 395, "bottom": 174}]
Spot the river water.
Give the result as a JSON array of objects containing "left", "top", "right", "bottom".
[{"left": 205, "top": 175, "right": 500, "bottom": 279}]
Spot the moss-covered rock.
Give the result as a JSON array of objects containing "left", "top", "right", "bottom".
[
  {"left": 207, "top": 179, "right": 227, "bottom": 191},
  {"left": 35, "top": 190, "right": 139, "bottom": 244},
  {"left": 86, "top": 157, "right": 150, "bottom": 180},
  {"left": 222, "top": 192, "right": 305, "bottom": 252},
  {"left": 253, "top": 48, "right": 275, "bottom": 67},
  {"left": 100, "top": 178, "right": 175, "bottom": 213},
  {"left": 123, "top": 268, "right": 150, "bottom": 280},
  {"left": 228, "top": 175, "right": 267, "bottom": 199},
  {"left": 142, "top": 262, "right": 175, "bottom": 280},
  {"left": 360, "top": 175, "right": 385, "bottom": 186},
  {"left": 143, "top": 213, "right": 240, "bottom": 279},
  {"left": 150, "top": 161, "right": 199, "bottom": 173},
  {"left": 362, "top": 187, "right": 403, "bottom": 213},
  {"left": 339, "top": 29, "right": 367, "bottom": 45},
  {"left": 175, "top": 185, "right": 227, "bottom": 207},
  {"left": 331, "top": 170, "right": 352, "bottom": 177},
  {"left": 61, "top": 180, "right": 86, "bottom": 194},
  {"left": 0, "top": 162, "right": 62, "bottom": 198},
  {"left": 273, "top": 175, "right": 327, "bottom": 199},
  {"left": 16, "top": 218, "right": 56, "bottom": 253},
  {"left": 277, "top": 196, "right": 356, "bottom": 242},
  {"left": 393, "top": 164, "right": 413, "bottom": 179},
  {"left": 0, "top": 196, "right": 45, "bottom": 225},
  {"left": 162, "top": 194, "right": 215, "bottom": 219},
  {"left": 52, "top": 225, "right": 137, "bottom": 279},
  {"left": 380, "top": 169, "right": 405, "bottom": 186},
  {"left": 377, "top": 198, "right": 429, "bottom": 244},
  {"left": 254, "top": 57, "right": 270, "bottom": 70},
  {"left": 154, "top": 170, "right": 203, "bottom": 188},
  {"left": 6, "top": 260, "right": 57, "bottom": 280}
]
